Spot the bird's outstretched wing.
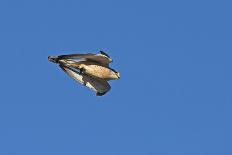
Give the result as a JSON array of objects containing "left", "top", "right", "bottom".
[
  {"left": 57, "top": 51, "right": 112, "bottom": 67},
  {"left": 59, "top": 64, "right": 111, "bottom": 96}
]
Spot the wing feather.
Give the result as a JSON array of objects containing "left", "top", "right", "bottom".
[
  {"left": 58, "top": 52, "right": 112, "bottom": 67},
  {"left": 59, "top": 64, "right": 111, "bottom": 95}
]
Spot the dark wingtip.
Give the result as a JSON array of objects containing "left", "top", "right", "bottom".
[
  {"left": 96, "top": 91, "right": 107, "bottom": 96},
  {"left": 100, "top": 51, "right": 110, "bottom": 58}
]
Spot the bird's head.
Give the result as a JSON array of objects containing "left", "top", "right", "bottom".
[
  {"left": 110, "top": 68, "right": 120, "bottom": 79},
  {"left": 116, "top": 72, "right": 120, "bottom": 79}
]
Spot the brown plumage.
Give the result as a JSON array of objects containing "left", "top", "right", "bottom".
[{"left": 48, "top": 51, "right": 120, "bottom": 96}]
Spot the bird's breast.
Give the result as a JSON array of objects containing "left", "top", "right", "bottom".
[{"left": 84, "top": 65, "right": 114, "bottom": 79}]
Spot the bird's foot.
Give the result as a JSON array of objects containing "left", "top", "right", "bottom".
[{"left": 79, "top": 68, "right": 85, "bottom": 74}]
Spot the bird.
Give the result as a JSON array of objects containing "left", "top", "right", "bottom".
[{"left": 48, "top": 51, "right": 120, "bottom": 96}]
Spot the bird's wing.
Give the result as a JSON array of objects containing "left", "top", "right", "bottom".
[
  {"left": 59, "top": 64, "right": 111, "bottom": 96},
  {"left": 58, "top": 51, "right": 112, "bottom": 67}
]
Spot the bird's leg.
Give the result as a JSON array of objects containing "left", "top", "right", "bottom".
[
  {"left": 79, "top": 68, "right": 85, "bottom": 74},
  {"left": 78, "top": 64, "right": 86, "bottom": 75}
]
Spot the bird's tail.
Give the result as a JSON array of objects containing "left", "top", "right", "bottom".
[{"left": 48, "top": 56, "right": 59, "bottom": 63}]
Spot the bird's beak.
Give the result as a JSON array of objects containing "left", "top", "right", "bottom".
[{"left": 48, "top": 56, "right": 59, "bottom": 63}]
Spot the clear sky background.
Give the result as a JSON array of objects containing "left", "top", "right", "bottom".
[{"left": 0, "top": 0, "right": 231, "bottom": 154}]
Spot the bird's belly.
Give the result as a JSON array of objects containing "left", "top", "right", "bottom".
[{"left": 85, "top": 65, "right": 112, "bottom": 79}]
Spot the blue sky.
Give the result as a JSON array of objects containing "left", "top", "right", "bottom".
[{"left": 0, "top": 0, "right": 232, "bottom": 154}]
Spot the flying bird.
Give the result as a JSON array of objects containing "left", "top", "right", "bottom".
[{"left": 48, "top": 51, "right": 120, "bottom": 96}]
